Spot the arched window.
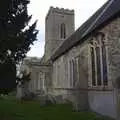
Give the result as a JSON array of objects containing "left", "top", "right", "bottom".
[
  {"left": 90, "top": 33, "right": 108, "bottom": 87},
  {"left": 60, "top": 23, "right": 66, "bottom": 39}
]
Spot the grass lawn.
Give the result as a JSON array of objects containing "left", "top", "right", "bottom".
[{"left": 0, "top": 98, "right": 113, "bottom": 120}]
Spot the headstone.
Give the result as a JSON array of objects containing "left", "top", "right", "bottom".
[
  {"left": 38, "top": 95, "right": 46, "bottom": 106},
  {"left": 73, "top": 90, "right": 89, "bottom": 112},
  {"left": 39, "top": 94, "right": 57, "bottom": 106},
  {"left": 55, "top": 95, "right": 63, "bottom": 104}
]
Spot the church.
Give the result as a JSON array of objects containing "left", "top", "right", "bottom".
[{"left": 18, "top": 0, "right": 120, "bottom": 119}]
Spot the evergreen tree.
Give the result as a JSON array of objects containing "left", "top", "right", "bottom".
[
  {"left": 0, "top": 0, "right": 38, "bottom": 93},
  {"left": 0, "top": 0, "right": 38, "bottom": 64}
]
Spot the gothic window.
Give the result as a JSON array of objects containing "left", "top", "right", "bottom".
[
  {"left": 42, "top": 73, "right": 45, "bottom": 89},
  {"left": 101, "top": 36, "right": 108, "bottom": 85},
  {"left": 60, "top": 23, "right": 66, "bottom": 39},
  {"left": 96, "top": 47, "right": 102, "bottom": 85},
  {"left": 90, "top": 33, "right": 108, "bottom": 87},
  {"left": 69, "top": 60, "right": 73, "bottom": 87},
  {"left": 69, "top": 59, "right": 78, "bottom": 88},
  {"left": 41, "top": 73, "right": 45, "bottom": 89},
  {"left": 73, "top": 59, "right": 78, "bottom": 87},
  {"left": 73, "top": 60, "right": 76, "bottom": 87},
  {"left": 57, "top": 64, "right": 60, "bottom": 86},
  {"left": 37, "top": 72, "right": 41, "bottom": 90},
  {"left": 39, "top": 72, "right": 42, "bottom": 89},
  {"left": 36, "top": 72, "right": 39, "bottom": 90},
  {"left": 39, "top": 72, "right": 45, "bottom": 89},
  {"left": 90, "top": 47, "right": 96, "bottom": 86}
]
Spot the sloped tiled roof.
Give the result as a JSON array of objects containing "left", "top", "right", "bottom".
[{"left": 51, "top": 0, "right": 120, "bottom": 61}]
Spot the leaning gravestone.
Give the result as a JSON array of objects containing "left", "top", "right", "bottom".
[{"left": 38, "top": 95, "right": 46, "bottom": 106}]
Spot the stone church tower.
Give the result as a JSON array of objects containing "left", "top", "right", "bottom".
[{"left": 44, "top": 7, "right": 75, "bottom": 61}]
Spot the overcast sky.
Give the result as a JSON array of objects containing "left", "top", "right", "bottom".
[{"left": 27, "top": 0, "right": 107, "bottom": 58}]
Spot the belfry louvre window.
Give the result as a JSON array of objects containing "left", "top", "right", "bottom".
[
  {"left": 60, "top": 23, "right": 66, "bottom": 39},
  {"left": 90, "top": 33, "right": 108, "bottom": 86}
]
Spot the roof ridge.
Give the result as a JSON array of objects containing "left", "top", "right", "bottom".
[
  {"left": 51, "top": 0, "right": 120, "bottom": 61},
  {"left": 51, "top": 0, "right": 110, "bottom": 59},
  {"left": 81, "top": 0, "right": 114, "bottom": 38}
]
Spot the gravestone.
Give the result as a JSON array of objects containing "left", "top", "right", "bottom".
[
  {"left": 38, "top": 94, "right": 56, "bottom": 106},
  {"left": 55, "top": 95, "right": 63, "bottom": 104},
  {"left": 38, "top": 95, "right": 46, "bottom": 106}
]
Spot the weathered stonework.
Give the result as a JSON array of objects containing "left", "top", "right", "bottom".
[
  {"left": 44, "top": 7, "right": 75, "bottom": 61},
  {"left": 100, "top": 17, "right": 120, "bottom": 119},
  {"left": 50, "top": 16, "right": 120, "bottom": 118},
  {"left": 17, "top": 57, "right": 52, "bottom": 97},
  {"left": 51, "top": 41, "right": 89, "bottom": 108},
  {"left": 17, "top": 3, "right": 120, "bottom": 119}
]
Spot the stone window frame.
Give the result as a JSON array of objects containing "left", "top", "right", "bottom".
[
  {"left": 57, "top": 63, "right": 60, "bottom": 86},
  {"left": 36, "top": 71, "right": 39, "bottom": 90},
  {"left": 67, "top": 59, "right": 71, "bottom": 88},
  {"left": 37, "top": 72, "right": 41, "bottom": 90},
  {"left": 68, "top": 59, "right": 74, "bottom": 88},
  {"left": 60, "top": 23, "right": 66, "bottom": 39},
  {"left": 89, "top": 32, "right": 108, "bottom": 88},
  {"left": 37, "top": 71, "right": 45, "bottom": 90},
  {"left": 68, "top": 57, "right": 79, "bottom": 88}
]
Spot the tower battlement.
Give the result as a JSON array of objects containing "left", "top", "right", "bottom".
[
  {"left": 46, "top": 6, "right": 74, "bottom": 20},
  {"left": 50, "top": 6, "right": 74, "bottom": 13},
  {"left": 45, "top": 6, "right": 74, "bottom": 61}
]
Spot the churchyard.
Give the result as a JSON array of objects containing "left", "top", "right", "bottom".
[{"left": 0, "top": 95, "right": 113, "bottom": 120}]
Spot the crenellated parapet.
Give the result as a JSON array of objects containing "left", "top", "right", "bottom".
[{"left": 46, "top": 6, "right": 74, "bottom": 20}]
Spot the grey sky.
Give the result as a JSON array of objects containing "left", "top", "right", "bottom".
[{"left": 27, "top": 0, "right": 107, "bottom": 58}]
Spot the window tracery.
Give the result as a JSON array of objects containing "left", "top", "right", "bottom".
[{"left": 90, "top": 32, "right": 108, "bottom": 86}]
